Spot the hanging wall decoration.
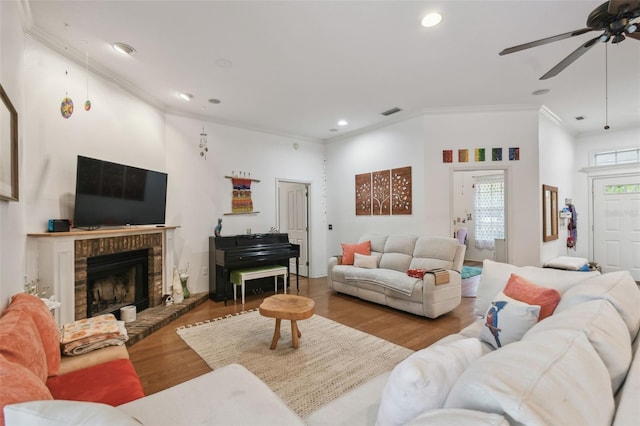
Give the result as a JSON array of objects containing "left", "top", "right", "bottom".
[
  {"left": 199, "top": 126, "right": 208, "bottom": 158},
  {"left": 458, "top": 149, "right": 469, "bottom": 163},
  {"left": 492, "top": 148, "right": 503, "bottom": 161},
  {"left": 475, "top": 148, "right": 486, "bottom": 162},
  {"left": 442, "top": 150, "right": 453, "bottom": 163},
  {"left": 224, "top": 172, "right": 260, "bottom": 215},
  {"left": 355, "top": 166, "right": 412, "bottom": 216},
  {"left": 60, "top": 70, "right": 74, "bottom": 119},
  {"left": 509, "top": 147, "right": 520, "bottom": 161},
  {"left": 355, "top": 173, "right": 372, "bottom": 215},
  {"left": 391, "top": 166, "right": 412, "bottom": 215}
]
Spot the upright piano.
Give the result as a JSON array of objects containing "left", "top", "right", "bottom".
[{"left": 209, "top": 233, "right": 300, "bottom": 302}]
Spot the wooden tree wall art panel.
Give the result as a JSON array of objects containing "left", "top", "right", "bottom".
[
  {"left": 372, "top": 169, "right": 391, "bottom": 216},
  {"left": 392, "top": 166, "right": 412, "bottom": 215},
  {"left": 355, "top": 173, "right": 372, "bottom": 215}
]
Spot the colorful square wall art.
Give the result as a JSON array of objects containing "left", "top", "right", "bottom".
[
  {"left": 509, "top": 147, "right": 520, "bottom": 161},
  {"left": 355, "top": 173, "right": 371, "bottom": 215},
  {"left": 442, "top": 150, "right": 453, "bottom": 163},
  {"left": 492, "top": 148, "right": 503, "bottom": 161},
  {"left": 391, "top": 166, "right": 412, "bottom": 215},
  {"left": 372, "top": 169, "right": 391, "bottom": 215},
  {"left": 475, "top": 148, "right": 486, "bottom": 162},
  {"left": 458, "top": 149, "right": 469, "bottom": 163}
]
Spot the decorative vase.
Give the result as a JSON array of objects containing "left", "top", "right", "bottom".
[
  {"left": 172, "top": 267, "right": 184, "bottom": 303},
  {"left": 180, "top": 274, "right": 190, "bottom": 299}
]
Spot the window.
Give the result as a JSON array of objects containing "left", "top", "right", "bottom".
[
  {"left": 594, "top": 148, "right": 639, "bottom": 166},
  {"left": 474, "top": 174, "right": 504, "bottom": 250}
]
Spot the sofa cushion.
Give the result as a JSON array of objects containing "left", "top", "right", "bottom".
[
  {"left": 376, "top": 338, "right": 484, "bottom": 426},
  {"left": 359, "top": 233, "right": 388, "bottom": 253},
  {"left": 480, "top": 292, "right": 540, "bottom": 349},
  {"left": 405, "top": 408, "right": 509, "bottom": 426},
  {"left": 445, "top": 330, "right": 615, "bottom": 425},
  {"left": 378, "top": 235, "right": 418, "bottom": 272},
  {"left": 503, "top": 274, "right": 560, "bottom": 321},
  {"left": 345, "top": 267, "right": 420, "bottom": 296},
  {"left": 524, "top": 299, "right": 631, "bottom": 393},
  {"left": 3, "top": 293, "right": 61, "bottom": 376},
  {"left": 0, "top": 309, "right": 48, "bottom": 382},
  {"left": 354, "top": 253, "right": 379, "bottom": 269},
  {"left": 3, "top": 400, "right": 142, "bottom": 426},
  {"left": 555, "top": 270, "right": 640, "bottom": 338},
  {"left": 46, "top": 358, "right": 144, "bottom": 406},
  {"left": 341, "top": 241, "right": 371, "bottom": 265},
  {"left": 409, "top": 236, "right": 459, "bottom": 271},
  {"left": 0, "top": 355, "right": 54, "bottom": 426},
  {"left": 475, "top": 260, "right": 599, "bottom": 317}
]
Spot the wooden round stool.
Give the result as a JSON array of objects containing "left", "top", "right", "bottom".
[{"left": 259, "top": 294, "right": 315, "bottom": 350}]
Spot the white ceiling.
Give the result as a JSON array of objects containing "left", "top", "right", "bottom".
[{"left": 23, "top": 0, "right": 640, "bottom": 141}]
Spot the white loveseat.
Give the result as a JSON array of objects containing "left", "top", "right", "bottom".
[
  {"left": 5, "top": 261, "right": 639, "bottom": 426},
  {"left": 328, "top": 234, "right": 465, "bottom": 318}
]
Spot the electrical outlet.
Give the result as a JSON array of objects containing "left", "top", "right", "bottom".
[{"left": 202, "top": 267, "right": 209, "bottom": 275}]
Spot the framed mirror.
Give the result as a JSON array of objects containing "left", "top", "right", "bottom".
[
  {"left": 0, "top": 83, "right": 18, "bottom": 201},
  {"left": 542, "top": 184, "right": 558, "bottom": 242}
]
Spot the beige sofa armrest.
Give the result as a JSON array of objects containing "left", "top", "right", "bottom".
[{"left": 58, "top": 344, "right": 129, "bottom": 375}]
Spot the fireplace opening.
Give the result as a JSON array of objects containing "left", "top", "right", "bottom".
[{"left": 87, "top": 249, "right": 149, "bottom": 319}]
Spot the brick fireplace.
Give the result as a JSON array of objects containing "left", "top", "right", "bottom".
[
  {"left": 74, "top": 234, "right": 163, "bottom": 320},
  {"left": 28, "top": 227, "right": 176, "bottom": 327}
]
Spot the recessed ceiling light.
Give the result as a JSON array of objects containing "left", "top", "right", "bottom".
[
  {"left": 532, "top": 89, "right": 551, "bottom": 96},
  {"left": 338, "top": 120, "right": 348, "bottom": 126},
  {"left": 178, "top": 92, "right": 194, "bottom": 101},
  {"left": 575, "top": 115, "right": 585, "bottom": 121},
  {"left": 112, "top": 42, "right": 136, "bottom": 56},
  {"left": 329, "top": 129, "right": 338, "bottom": 132},
  {"left": 208, "top": 98, "right": 221, "bottom": 104},
  {"left": 421, "top": 12, "right": 442, "bottom": 28}
]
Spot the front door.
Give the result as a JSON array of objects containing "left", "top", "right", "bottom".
[
  {"left": 278, "top": 181, "right": 309, "bottom": 277},
  {"left": 593, "top": 175, "right": 640, "bottom": 280}
]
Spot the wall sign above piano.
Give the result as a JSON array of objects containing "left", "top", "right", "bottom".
[{"left": 224, "top": 174, "right": 261, "bottom": 215}]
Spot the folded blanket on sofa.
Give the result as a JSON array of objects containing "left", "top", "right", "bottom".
[
  {"left": 60, "top": 314, "right": 128, "bottom": 356},
  {"left": 344, "top": 268, "right": 420, "bottom": 296}
]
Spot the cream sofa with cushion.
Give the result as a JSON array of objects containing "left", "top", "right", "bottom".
[{"left": 327, "top": 234, "right": 465, "bottom": 318}]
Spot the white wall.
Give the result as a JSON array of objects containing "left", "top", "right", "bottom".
[
  {"left": 326, "top": 108, "right": 541, "bottom": 266},
  {"left": 538, "top": 111, "right": 577, "bottom": 264},
  {"left": 0, "top": 0, "right": 27, "bottom": 309}
]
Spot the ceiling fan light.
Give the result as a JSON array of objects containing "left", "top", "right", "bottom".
[
  {"left": 598, "top": 33, "right": 611, "bottom": 42},
  {"left": 627, "top": 23, "right": 638, "bottom": 33}
]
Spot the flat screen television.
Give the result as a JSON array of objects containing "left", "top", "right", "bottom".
[{"left": 73, "top": 156, "right": 168, "bottom": 228}]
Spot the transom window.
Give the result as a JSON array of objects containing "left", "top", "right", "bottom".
[{"left": 594, "top": 148, "right": 640, "bottom": 166}]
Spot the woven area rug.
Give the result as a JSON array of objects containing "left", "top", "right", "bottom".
[{"left": 176, "top": 310, "right": 413, "bottom": 418}]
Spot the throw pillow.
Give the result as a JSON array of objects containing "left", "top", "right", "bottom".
[
  {"left": 480, "top": 292, "right": 540, "bottom": 349},
  {"left": 376, "top": 338, "right": 484, "bottom": 426},
  {"left": 503, "top": 273, "right": 561, "bottom": 321},
  {"left": 341, "top": 240, "right": 371, "bottom": 265},
  {"left": 353, "top": 252, "right": 378, "bottom": 269},
  {"left": 3, "top": 400, "right": 142, "bottom": 426}
]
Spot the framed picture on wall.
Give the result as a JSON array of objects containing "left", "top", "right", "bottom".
[{"left": 0, "top": 83, "right": 19, "bottom": 201}]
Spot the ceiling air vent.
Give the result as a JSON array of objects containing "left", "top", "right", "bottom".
[{"left": 381, "top": 107, "right": 402, "bottom": 116}]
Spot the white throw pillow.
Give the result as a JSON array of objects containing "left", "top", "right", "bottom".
[
  {"left": 524, "top": 299, "right": 631, "bottom": 393},
  {"left": 354, "top": 253, "right": 379, "bottom": 269},
  {"left": 445, "top": 330, "right": 615, "bottom": 426},
  {"left": 480, "top": 292, "right": 540, "bottom": 349},
  {"left": 375, "top": 338, "right": 484, "bottom": 426},
  {"left": 3, "top": 400, "right": 142, "bottom": 426},
  {"left": 543, "top": 256, "right": 589, "bottom": 270}
]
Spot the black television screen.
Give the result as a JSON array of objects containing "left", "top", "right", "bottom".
[{"left": 73, "top": 156, "right": 167, "bottom": 228}]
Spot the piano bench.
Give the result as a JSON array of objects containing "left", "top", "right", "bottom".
[{"left": 230, "top": 266, "right": 288, "bottom": 304}]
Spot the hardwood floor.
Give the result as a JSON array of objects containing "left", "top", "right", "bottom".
[{"left": 128, "top": 276, "right": 477, "bottom": 395}]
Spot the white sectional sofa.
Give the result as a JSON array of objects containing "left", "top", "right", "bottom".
[
  {"left": 5, "top": 261, "right": 639, "bottom": 426},
  {"left": 328, "top": 234, "right": 466, "bottom": 318}
]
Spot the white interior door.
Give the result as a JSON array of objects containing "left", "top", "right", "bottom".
[
  {"left": 278, "top": 182, "right": 309, "bottom": 277},
  {"left": 593, "top": 175, "right": 640, "bottom": 281}
]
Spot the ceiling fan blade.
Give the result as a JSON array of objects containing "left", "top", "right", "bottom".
[
  {"left": 628, "top": 31, "right": 640, "bottom": 40},
  {"left": 540, "top": 36, "right": 601, "bottom": 80},
  {"left": 608, "top": 0, "right": 640, "bottom": 15},
  {"left": 499, "top": 28, "right": 594, "bottom": 55}
]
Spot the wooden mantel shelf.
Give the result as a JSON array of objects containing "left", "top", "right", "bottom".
[
  {"left": 27, "top": 225, "right": 179, "bottom": 238},
  {"left": 224, "top": 175, "right": 260, "bottom": 182}
]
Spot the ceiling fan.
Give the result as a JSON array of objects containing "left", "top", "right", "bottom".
[{"left": 500, "top": 0, "right": 640, "bottom": 79}]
